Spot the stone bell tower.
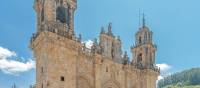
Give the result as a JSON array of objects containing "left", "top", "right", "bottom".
[
  {"left": 34, "top": 0, "right": 76, "bottom": 36},
  {"left": 30, "top": 0, "right": 81, "bottom": 88},
  {"left": 131, "top": 15, "right": 159, "bottom": 88},
  {"left": 131, "top": 15, "right": 156, "bottom": 69},
  {"left": 99, "top": 23, "right": 123, "bottom": 63}
]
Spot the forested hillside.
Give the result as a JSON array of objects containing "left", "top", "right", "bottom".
[{"left": 158, "top": 68, "right": 200, "bottom": 88}]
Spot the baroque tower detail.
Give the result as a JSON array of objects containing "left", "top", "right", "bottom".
[
  {"left": 132, "top": 16, "right": 156, "bottom": 69},
  {"left": 100, "top": 23, "right": 123, "bottom": 64},
  {"left": 30, "top": 0, "right": 160, "bottom": 88}
]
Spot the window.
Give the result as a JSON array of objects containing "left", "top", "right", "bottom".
[
  {"left": 47, "top": 81, "right": 50, "bottom": 86},
  {"left": 144, "top": 32, "right": 147, "bottom": 42},
  {"left": 41, "top": 0, "right": 45, "bottom": 22},
  {"left": 41, "top": 8, "right": 44, "bottom": 22},
  {"left": 56, "top": 6, "right": 68, "bottom": 23},
  {"left": 150, "top": 53, "right": 153, "bottom": 64},
  {"left": 101, "top": 59, "right": 104, "bottom": 63},
  {"left": 106, "top": 67, "right": 108, "bottom": 72},
  {"left": 139, "top": 36, "right": 142, "bottom": 44},
  {"left": 60, "top": 76, "right": 65, "bottom": 81},
  {"left": 137, "top": 53, "right": 142, "bottom": 62},
  {"left": 41, "top": 67, "right": 43, "bottom": 73}
]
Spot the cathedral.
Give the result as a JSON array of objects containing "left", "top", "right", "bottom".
[{"left": 30, "top": 0, "right": 160, "bottom": 88}]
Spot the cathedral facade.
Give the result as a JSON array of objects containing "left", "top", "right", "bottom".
[{"left": 30, "top": 0, "right": 160, "bottom": 88}]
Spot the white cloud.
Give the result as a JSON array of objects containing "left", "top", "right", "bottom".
[
  {"left": 158, "top": 75, "right": 164, "bottom": 81},
  {"left": 156, "top": 63, "right": 172, "bottom": 83},
  {"left": 83, "top": 40, "right": 93, "bottom": 49},
  {"left": 156, "top": 75, "right": 164, "bottom": 88},
  {"left": 0, "top": 46, "right": 35, "bottom": 75},
  {"left": 0, "top": 47, "right": 16, "bottom": 59},
  {"left": 156, "top": 63, "right": 171, "bottom": 72},
  {"left": 0, "top": 59, "right": 35, "bottom": 75}
]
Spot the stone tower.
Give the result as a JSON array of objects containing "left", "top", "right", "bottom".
[
  {"left": 131, "top": 15, "right": 158, "bottom": 88},
  {"left": 131, "top": 15, "right": 156, "bottom": 68},
  {"left": 99, "top": 23, "right": 123, "bottom": 63},
  {"left": 34, "top": 0, "right": 76, "bottom": 35},
  {"left": 30, "top": 0, "right": 81, "bottom": 88}
]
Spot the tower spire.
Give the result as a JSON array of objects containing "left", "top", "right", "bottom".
[
  {"left": 107, "top": 22, "right": 113, "bottom": 36},
  {"left": 101, "top": 26, "right": 105, "bottom": 34},
  {"left": 12, "top": 83, "right": 16, "bottom": 88},
  {"left": 142, "top": 13, "right": 146, "bottom": 27}
]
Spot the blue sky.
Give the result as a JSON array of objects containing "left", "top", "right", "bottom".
[{"left": 0, "top": 0, "right": 200, "bottom": 88}]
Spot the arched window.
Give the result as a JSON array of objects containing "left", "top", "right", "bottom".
[
  {"left": 103, "top": 81, "right": 120, "bottom": 88},
  {"left": 139, "top": 36, "right": 142, "bottom": 44},
  {"left": 41, "top": 83, "right": 43, "bottom": 88},
  {"left": 139, "top": 53, "right": 142, "bottom": 61},
  {"left": 41, "top": 67, "right": 43, "bottom": 73},
  {"left": 41, "top": 8, "right": 44, "bottom": 22},
  {"left": 41, "top": 0, "right": 45, "bottom": 22},
  {"left": 144, "top": 32, "right": 147, "bottom": 42},
  {"left": 60, "top": 76, "right": 65, "bottom": 81},
  {"left": 78, "top": 77, "right": 92, "bottom": 88},
  {"left": 106, "top": 67, "right": 108, "bottom": 72},
  {"left": 137, "top": 53, "right": 142, "bottom": 63},
  {"left": 56, "top": 6, "right": 68, "bottom": 23}
]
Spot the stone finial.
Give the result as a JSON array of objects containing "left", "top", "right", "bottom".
[
  {"left": 91, "top": 38, "right": 98, "bottom": 53},
  {"left": 78, "top": 34, "right": 82, "bottom": 42},
  {"left": 117, "top": 36, "right": 121, "bottom": 41},
  {"left": 84, "top": 43, "right": 86, "bottom": 47},
  {"left": 107, "top": 22, "right": 113, "bottom": 36},
  {"left": 12, "top": 83, "right": 16, "bottom": 88},
  {"left": 94, "top": 38, "right": 98, "bottom": 45},
  {"left": 123, "top": 51, "right": 128, "bottom": 59},
  {"left": 101, "top": 27, "right": 105, "bottom": 34},
  {"left": 142, "top": 13, "right": 146, "bottom": 28},
  {"left": 123, "top": 51, "right": 129, "bottom": 65}
]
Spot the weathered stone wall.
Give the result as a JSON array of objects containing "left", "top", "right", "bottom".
[
  {"left": 31, "top": 32, "right": 81, "bottom": 88},
  {"left": 76, "top": 52, "right": 159, "bottom": 88},
  {"left": 31, "top": 31, "right": 158, "bottom": 88}
]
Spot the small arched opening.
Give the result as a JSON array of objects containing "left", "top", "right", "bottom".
[{"left": 56, "top": 6, "right": 68, "bottom": 23}]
